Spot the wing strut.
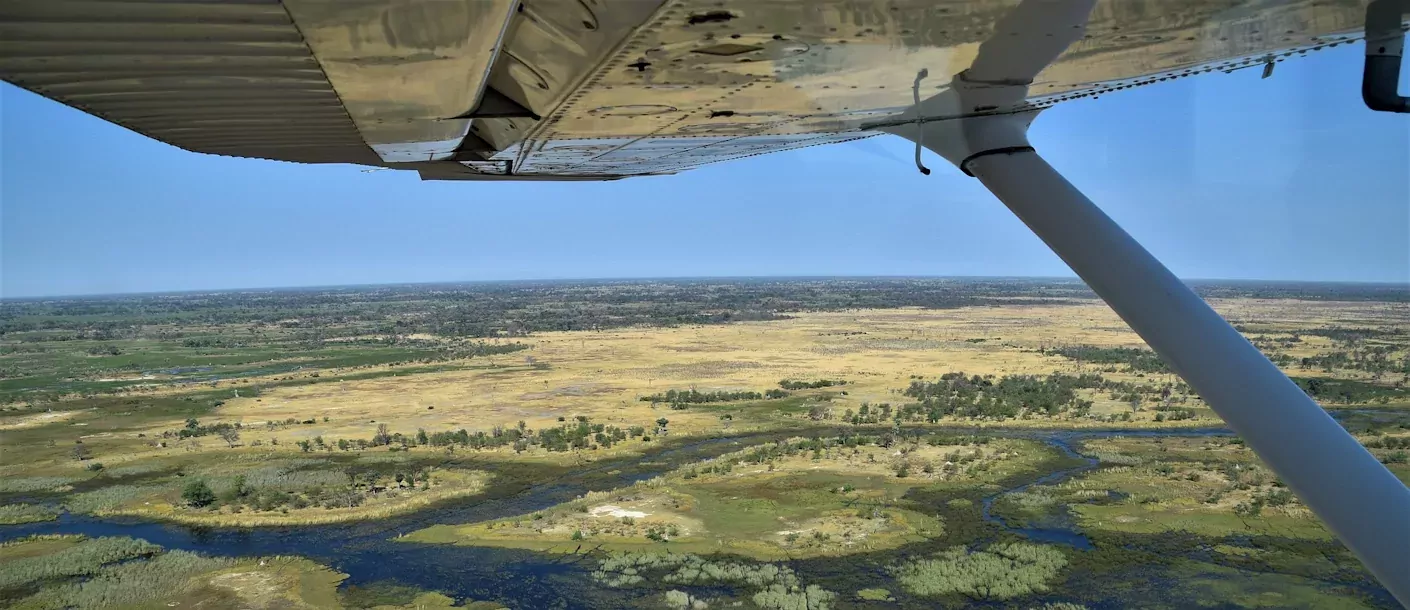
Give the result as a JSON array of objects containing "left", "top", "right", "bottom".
[{"left": 884, "top": 1, "right": 1410, "bottom": 604}]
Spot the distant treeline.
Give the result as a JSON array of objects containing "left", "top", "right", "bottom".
[
  {"left": 0, "top": 279, "right": 1090, "bottom": 338},
  {"left": 1290, "top": 347, "right": 1410, "bottom": 375},
  {"left": 1299, "top": 327, "right": 1407, "bottom": 342},
  {"left": 1042, "top": 345, "right": 1170, "bottom": 374},
  {"left": 296, "top": 416, "right": 659, "bottom": 455},
  {"left": 778, "top": 379, "right": 846, "bottom": 390},
  {"left": 641, "top": 388, "right": 789, "bottom": 409},
  {"left": 1293, "top": 377, "right": 1406, "bottom": 405},
  {"left": 5, "top": 278, "right": 1403, "bottom": 338}
]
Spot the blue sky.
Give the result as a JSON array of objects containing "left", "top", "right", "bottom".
[{"left": 2, "top": 45, "right": 1407, "bottom": 298}]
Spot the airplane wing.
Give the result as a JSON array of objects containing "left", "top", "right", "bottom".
[{"left": 0, "top": 0, "right": 1380, "bottom": 180}]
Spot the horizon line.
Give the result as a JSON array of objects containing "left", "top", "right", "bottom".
[{"left": 4, "top": 274, "right": 1408, "bottom": 301}]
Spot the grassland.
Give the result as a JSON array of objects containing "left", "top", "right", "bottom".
[
  {"left": 408, "top": 434, "right": 1067, "bottom": 559},
  {"left": 1, "top": 279, "right": 1406, "bottom": 609}
]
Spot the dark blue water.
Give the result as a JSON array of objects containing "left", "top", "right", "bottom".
[
  {"left": 0, "top": 436, "right": 752, "bottom": 608},
  {"left": 0, "top": 428, "right": 1235, "bottom": 608}
]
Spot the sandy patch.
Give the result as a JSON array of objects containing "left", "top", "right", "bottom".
[{"left": 590, "top": 505, "right": 650, "bottom": 519}]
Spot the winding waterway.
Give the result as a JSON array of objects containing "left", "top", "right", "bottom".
[{"left": 0, "top": 427, "right": 1254, "bottom": 608}]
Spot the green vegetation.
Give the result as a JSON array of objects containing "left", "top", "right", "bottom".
[
  {"left": 893, "top": 542, "right": 1069, "bottom": 600},
  {"left": 0, "top": 279, "right": 1105, "bottom": 405},
  {"left": 593, "top": 552, "right": 839, "bottom": 609},
  {"left": 0, "top": 535, "right": 161, "bottom": 592},
  {"left": 0, "top": 535, "right": 490, "bottom": 609},
  {"left": 2, "top": 279, "right": 1405, "bottom": 608},
  {"left": 1294, "top": 377, "right": 1407, "bottom": 405},
  {"left": 900, "top": 372, "right": 1100, "bottom": 419},
  {"left": 0, "top": 477, "right": 77, "bottom": 494},
  {"left": 339, "top": 581, "right": 505, "bottom": 609},
  {"left": 181, "top": 479, "right": 216, "bottom": 507},
  {"left": 64, "top": 485, "right": 157, "bottom": 514},
  {"left": 855, "top": 587, "right": 893, "bottom": 601},
  {"left": 0, "top": 324, "right": 526, "bottom": 405},
  {"left": 1166, "top": 558, "right": 1381, "bottom": 609},
  {"left": 1043, "top": 345, "right": 1171, "bottom": 373},
  {"left": 641, "top": 388, "right": 790, "bottom": 409},
  {"left": 407, "top": 431, "right": 1065, "bottom": 560},
  {"left": 0, "top": 504, "right": 59, "bottom": 525},
  {"left": 52, "top": 454, "right": 490, "bottom": 527},
  {"left": 778, "top": 379, "right": 846, "bottom": 390}
]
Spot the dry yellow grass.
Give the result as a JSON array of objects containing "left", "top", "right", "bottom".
[
  {"left": 210, "top": 304, "right": 1161, "bottom": 442},
  {"left": 37, "top": 299, "right": 1405, "bottom": 472}
]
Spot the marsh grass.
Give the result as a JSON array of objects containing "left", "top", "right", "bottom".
[
  {"left": 13, "top": 549, "right": 235, "bottom": 609},
  {"left": 894, "top": 542, "right": 1068, "bottom": 600},
  {"left": 102, "top": 463, "right": 169, "bottom": 478},
  {"left": 855, "top": 587, "right": 893, "bottom": 601},
  {"left": 63, "top": 484, "right": 164, "bottom": 514},
  {"left": 0, "top": 535, "right": 85, "bottom": 563},
  {"left": 0, "top": 477, "right": 77, "bottom": 494},
  {"left": 594, "top": 551, "right": 839, "bottom": 610},
  {"left": 0, "top": 536, "right": 161, "bottom": 591},
  {"left": 1087, "top": 450, "right": 1142, "bottom": 466},
  {"left": 1, "top": 537, "right": 462, "bottom": 610},
  {"left": 0, "top": 503, "right": 59, "bottom": 524}
]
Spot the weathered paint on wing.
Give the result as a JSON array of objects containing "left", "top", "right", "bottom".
[{"left": 0, "top": 0, "right": 1385, "bottom": 179}]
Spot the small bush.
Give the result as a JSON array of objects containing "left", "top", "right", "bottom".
[{"left": 182, "top": 480, "right": 216, "bottom": 507}]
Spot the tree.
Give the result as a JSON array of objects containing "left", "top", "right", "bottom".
[
  {"left": 1305, "top": 377, "right": 1326, "bottom": 397},
  {"left": 218, "top": 427, "right": 240, "bottom": 448},
  {"left": 71, "top": 442, "right": 91, "bottom": 461},
  {"left": 372, "top": 423, "right": 392, "bottom": 446},
  {"left": 416, "top": 428, "right": 429, "bottom": 445},
  {"left": 182, "top": 480, "right": 216, "bottom": 507}
]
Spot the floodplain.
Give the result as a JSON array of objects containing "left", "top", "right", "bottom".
[{"left": 1, "top": 279, "right": 1406, "bottom": 608}]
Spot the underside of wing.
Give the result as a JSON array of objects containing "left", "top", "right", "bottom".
[{"left": 0, "top": 0, "right": 1383, "bottom": 180}]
